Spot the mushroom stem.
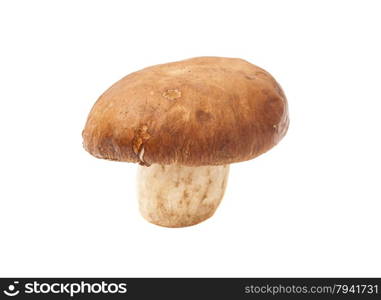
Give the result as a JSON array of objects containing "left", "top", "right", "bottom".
[{"left": 137, "top": 164, "right": 229, "bottom": 227}]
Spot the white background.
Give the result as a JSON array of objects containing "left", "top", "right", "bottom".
[{"left": 0, "top": 0, "right": 380, "bottom": 277}]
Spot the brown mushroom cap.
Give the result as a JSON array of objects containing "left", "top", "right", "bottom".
[{"left": 82, "top": 57, "right": 289, "bottom": 166}]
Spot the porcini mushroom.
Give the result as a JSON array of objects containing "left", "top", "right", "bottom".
[{"left": 82, "top": 57, "right": 289, "bottom": 227}]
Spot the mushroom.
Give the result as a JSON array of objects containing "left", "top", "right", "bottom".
[{"left": 82, "top": 57, "right": 289, "bottom": 227}]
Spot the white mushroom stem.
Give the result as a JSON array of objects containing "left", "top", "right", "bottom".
[{"left": 137, "top": 164, "right": 229, "bottom": 227}]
